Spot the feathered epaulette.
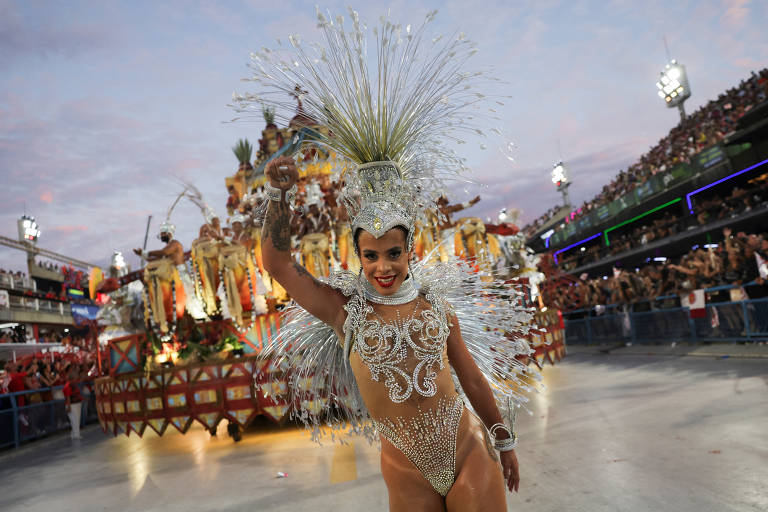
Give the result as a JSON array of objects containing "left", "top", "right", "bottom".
[
  {"left": 261, "top": 269, "right": 375, "bottom": 444},
  {"left": 262, "top": 257, "right": 539, "bottom": 445},
  {"left": 412, "top": 258, "right": 540, "bottom": 418}
]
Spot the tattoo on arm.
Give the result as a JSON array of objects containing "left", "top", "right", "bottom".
[
  {"left": 291, "top": 260, "right": 321, "bottom": 288},
  {"left": 263, "top": 199, "right": 292, "bottom": 252}
]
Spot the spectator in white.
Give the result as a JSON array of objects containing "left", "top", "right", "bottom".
[{"left": 62, "top": 364, "right": 83, "bottom": 440}]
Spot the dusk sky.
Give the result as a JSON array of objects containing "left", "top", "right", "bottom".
[{"left": 1, "top": 0, "right": 766, "bottom": 272}]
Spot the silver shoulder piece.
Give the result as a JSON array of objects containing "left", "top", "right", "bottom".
[
  {"left": 412, "top": 255, "right": 540, "bottom": 413},
  {"left": 261, "top": 271, "right": 374, "bottom": 445}
]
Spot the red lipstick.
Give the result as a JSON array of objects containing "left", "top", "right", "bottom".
[{"left": 375, "top": 275, "right": 396, "bottom": 288}]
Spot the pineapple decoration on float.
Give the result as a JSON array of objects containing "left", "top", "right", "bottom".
[{"left": 233, "top": 138, "right": 254, "bottom": 176}]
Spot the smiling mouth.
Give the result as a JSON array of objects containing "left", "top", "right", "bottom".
[{"left": 375, "top": 275, "right": 396, "bottom": 288}]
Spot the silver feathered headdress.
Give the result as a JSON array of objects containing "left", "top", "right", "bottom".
[
  {"left": 182, "top": 181, "right": 219, "bottom": 224},
  {"left": 231, "top": 8, "right": 501, "bottom": 247},
  {"left": 158, "top": 187, "right": 188, "bottom": 238}
]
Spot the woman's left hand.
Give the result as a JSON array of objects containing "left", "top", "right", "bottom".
[{"left": 500, "top": 449, "right": 520, "bottom": 493}]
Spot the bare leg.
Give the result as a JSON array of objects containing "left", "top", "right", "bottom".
[
  {"left": 445, "top": 409, "right": 506, "bottom": 512},
  {"left": 380, "top": 437, "right": 446, "bottom": 512}
]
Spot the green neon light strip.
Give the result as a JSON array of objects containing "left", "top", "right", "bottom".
[{"left": 603, "top": 197, "right": 682, "bottom": 246}]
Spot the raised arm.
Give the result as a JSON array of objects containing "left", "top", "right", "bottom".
[
  {"left": 261, "top": 157, "right": 348, "bottom": 328},
  {"left": 441, "top": 195, "right": 481, "bottom": 215},
  {"left": 446, "top": 314, "right": 520, "bottom": 493}
]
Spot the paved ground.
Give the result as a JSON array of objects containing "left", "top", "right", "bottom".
[
  {"left": 567, "top": 341, "right": 768, "bottom": 358},
  {"left": 1, "top": 353, "right": 766, "bottom": 512}
]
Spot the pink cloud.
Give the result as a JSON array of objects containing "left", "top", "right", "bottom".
[
  {"left": 39, "top": 191, "right": 53, "bottom": 203},
  {"left": 50, "top": 225, "right": 88, "bottom": 234},
  {"left": 723, "top": 0, "right": 750, "bottom": 27}
]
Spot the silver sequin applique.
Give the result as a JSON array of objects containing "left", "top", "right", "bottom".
[{"left": 346, "top": 290, "right": 450, "bottom": 404}]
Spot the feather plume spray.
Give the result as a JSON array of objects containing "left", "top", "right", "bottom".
[
  {"left": 180, "top": 181, "right": 218, "bottom": 222},
  {"left": 165, "top": 186, "right": 189, "bottom": 223},
  {"left": 261, "top": 252, "right": 540, "bottom": 445},
  {"left": 230, "top": 8, "right": 504, "bottom": 223}
]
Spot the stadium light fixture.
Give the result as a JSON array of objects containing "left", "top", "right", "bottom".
[
  {"left": 603, "top": 197, "right": 682, "bottom": 246},
  {"left": 685, "top": 158, "right": 768, "bottom": 213},
  {"left": 18, "top": 215, "right": 41, "bottom": 243},
  {"left": 656, "top": 59, "right": 691, "bottom": 121},
  {"left": 553, "top": 232, "right": 603, "bottom": 264},
  {"left": 551, "top": 161, "right": 571, "bottom": 209}
]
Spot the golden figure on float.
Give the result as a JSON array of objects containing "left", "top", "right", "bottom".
[
  {"left": 191, "top": 214, "right": 222, "bottom": 317},
  {"left": 297, "top": 182, "right": 333, "bottom": 278},
  {"left": 134, "top": 222, "right": 187, "bottom": 335},
  {"left": 218, "top": 214, "right": 266, "bottom": 326},
  {"left": 334, "top": 203, "right": 360, "bottom": 272},
  {"left": 454, "top": 217, "right": 502, "bottom": 275}
]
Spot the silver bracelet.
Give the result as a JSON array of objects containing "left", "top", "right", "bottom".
[
  {"left": 490, "top": 422, "right": 518, "bottom": 451},
  {"left": 494, "top": 435, "right": 518, "bottom": 451},
  {"left": 264, "top": 182, "right": 297, "bottom": 205},
  {"left": 489, "top": 422, "right": 510, "bottom": 439}
]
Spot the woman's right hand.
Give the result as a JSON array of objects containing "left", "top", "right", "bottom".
[{"left": 266, "top": 156, "right": 299, "bottom": 190}]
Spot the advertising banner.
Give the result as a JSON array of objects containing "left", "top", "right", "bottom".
[
  {"left": 658, "top": 164, "right": 693, "bottom": 189},
  {"left": 696, "top": 145, "right": 726, "bottom": 170},
  {"left": 634, "top": 179, "right": 657, "bottom": 202},
  {"left": 71, "top": 303, "right": 100, "bottom": 325},
  {"left": 577, "top": 214, "right": 592, "bottom": 231},
  {"left": 595, "top": 204, "right": 612, "bottom": 221},
  {"left": 609, "top": 193, "right": 636, "bottom": 216}
]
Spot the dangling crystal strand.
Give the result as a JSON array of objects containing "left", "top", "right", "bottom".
[{"left": 375, "top": 396, "right": 464, "bottom": 496}]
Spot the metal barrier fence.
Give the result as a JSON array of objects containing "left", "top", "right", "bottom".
[
  {"left": 0, "top": 383, "right": 98, "bottom": 449},
  {"left": 564, "top": 298, "right": 768, "bottom": 344}
]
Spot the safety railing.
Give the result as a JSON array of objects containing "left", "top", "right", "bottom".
[
  {"left": 4, "top": 295, "right": 71, "bottom": 315},
  {"left": 0, "top": 383, "right": 98, "bottom": 449},
  {"left": 563, "top": 280, "right": 768, "bottom": 344},
  {"left": 0, "top": 273, "right": 33, "bottom": 291},
  {"left": 564, "top": 297, "right": 768, "bottom": 344}
]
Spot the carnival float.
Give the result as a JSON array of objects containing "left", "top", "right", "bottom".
[{"left": 93, "top": 99, "right": 565, "bottom": 439}]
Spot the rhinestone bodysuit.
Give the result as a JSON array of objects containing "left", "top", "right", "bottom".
[{"left": 344, "top": 282, "right": 463, "bottom": 497}]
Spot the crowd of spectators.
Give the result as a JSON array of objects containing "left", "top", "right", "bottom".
[
  {"left": 523, "top": 68, "right": 768, "bottom": 237},
  {"left": 0, "top": 268, "right": 29, "bottom": 288},
  {"left": 0, "top": 328, "right": 92, "bottom": 348},
  {"left": 36, "top": 260, "right": 62, "bottom": 274},
  {"left": 1, "top": 264, "right": 95, "bottom": 310},
  {"left": 544, "top": 228, "right": 768, "bottom": 313},
  {"left": 557, "top": 179, "right": 768, "bottom": 271},
  {"left": 521, "top": 206, "right": 566, "bottom": 237},
  {"left": 1, "top": 357, "right": 96, "bottom": 440}
]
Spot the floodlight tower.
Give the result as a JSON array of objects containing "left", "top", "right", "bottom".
[
  {"left": 656, "top": 59, "right": 691, "bottom": 122},
  {"left": 17, "top": 215, "right": 41, "bottom": 244},
  {"left": 551, "top": 161, "right": 571, "bottom": 210}
]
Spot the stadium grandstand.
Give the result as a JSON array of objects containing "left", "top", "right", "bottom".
[{"left": 528, "top": 68, "right": 768, "bottom": 345}]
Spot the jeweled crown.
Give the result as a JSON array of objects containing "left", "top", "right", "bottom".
[{"left": 352, "top": 161, "right": 414, "bottom": 244}]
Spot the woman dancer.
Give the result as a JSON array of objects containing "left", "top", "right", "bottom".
[
  {"left": 236, "top": 10, "right": 537, "bottom": 510},
  {"left": 261, "top": 156, "right": 519, "bottom": 511}
]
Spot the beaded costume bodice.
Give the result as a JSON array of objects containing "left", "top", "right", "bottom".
[
  {"left": 353, "top": 298, "right": 449, "bottom": 403},
  {"left": 340, "top": 276, "right": 463, "bottom": 497},
  {"left": 342, "top": 277, "right": 454, "bottom": 407}
]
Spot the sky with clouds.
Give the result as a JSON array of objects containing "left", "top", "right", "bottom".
[{"left": 1, "top": 0, "right": 766, "bottom": 272}]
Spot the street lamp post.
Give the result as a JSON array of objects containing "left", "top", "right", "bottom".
[
  {"left": 656, "top": 59, "right": 691, "bottom": 122},
  {"left": 551, "top": 161, "right": 571, "bottom": 210}
]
